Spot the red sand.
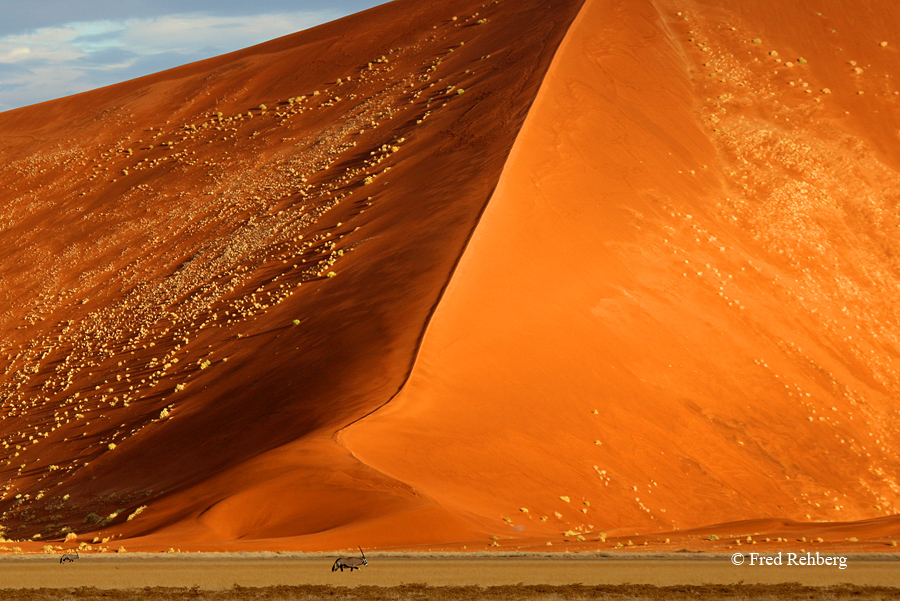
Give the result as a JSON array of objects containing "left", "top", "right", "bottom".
[{"left": 1, "top": 0, "right": 900, "bottom": 555}]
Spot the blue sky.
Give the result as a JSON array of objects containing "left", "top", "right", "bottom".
[{"left": 0, "top": 1, "right": 388, "bottom": 112}]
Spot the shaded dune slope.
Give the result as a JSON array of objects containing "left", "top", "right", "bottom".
[
  {"left": 0, "top": 0, "right": 584, "bottom": 549},
  {"left": 343, "top": 0, "right": 900, "bottom": 549}
]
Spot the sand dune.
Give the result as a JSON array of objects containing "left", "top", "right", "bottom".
[
  {"left": 1, "top": 0, "right": 899, "bottom": 555},
  {"left": 341, "top": 0, "right": 900, "bottom": 551},
  {"left": 0, "top": 0, "right": 582, "bottom": 551}
]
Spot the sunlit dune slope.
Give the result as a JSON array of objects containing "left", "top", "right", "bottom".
[
  {"left": 343, "top": 0, "right": 900, "bottom": 547},
  {"left": 0, "top": 0, "right": 584, "bottom": 549}
]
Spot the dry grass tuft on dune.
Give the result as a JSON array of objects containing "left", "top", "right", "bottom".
[{"left": 1, "top": 0, "right": 900, "bottom": 555}]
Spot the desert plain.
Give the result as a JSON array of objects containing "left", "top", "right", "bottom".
[
  {"left": 0, "top": 0, "right": 900, "bottom": 596},
  {"left": 0, "top": 552, "right": 899, "bottom": 599}
]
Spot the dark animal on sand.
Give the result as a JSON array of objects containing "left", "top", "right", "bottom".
[{"left": 332, "top": 547, "right": 368, "bottom": 572}]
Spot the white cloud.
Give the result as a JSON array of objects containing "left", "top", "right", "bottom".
[
  {"left": 0, "top": 11, "right": 339, "bottom": 111},
  {"left": 0, "top": 47, "right": 32, "bottom": 62},
  {"left": 114, "top": 12, "right": 336, "bottom": 55},
  {"left": 0, "top": 25, "right": 85, "bottom": 65}
]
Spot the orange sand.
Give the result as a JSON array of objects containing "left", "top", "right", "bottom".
[
  {"left": 0, "top": 0, "right": 899, "bottom": 555},
  {"left": 342, "top": 0, "right": 900, "bottom": 552}
]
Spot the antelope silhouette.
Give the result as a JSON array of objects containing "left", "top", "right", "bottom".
[
  {"left": 331, "top": 546, "right": 367, "bottom": 572},
  {"left": 60, "top": 551, "right": 79, "bottom": 564}
]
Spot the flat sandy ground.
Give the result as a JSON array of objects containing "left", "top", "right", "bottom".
[{"left": 0, "top": 554, "right": 899, "bottom": 599}]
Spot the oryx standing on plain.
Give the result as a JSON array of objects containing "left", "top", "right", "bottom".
[
  {"left": 331, "top": 546, "right": 367, "bottom": 572},
  {"left": 59, "top": 551, "right": 79, "bottom": 564}
]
